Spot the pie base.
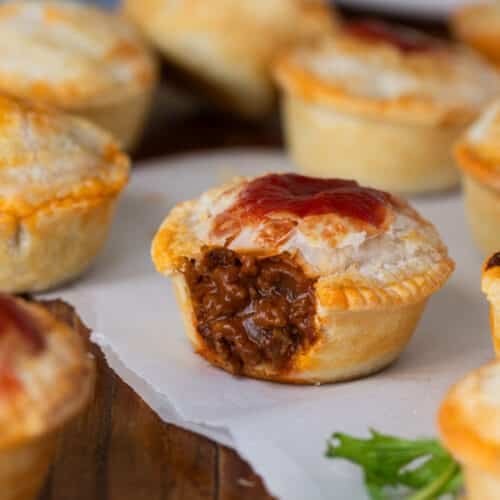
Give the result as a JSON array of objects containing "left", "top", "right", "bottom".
[
  {"left": 282, "top": 93, "right": 462, "bottom": 194},
  {"left": 0, "top": 196, "right": 119, "bottom": 293},
  {"left": 173, "top": 274, "right": 427, "bottom": 384},
  {"left": 0, "top": 432, "right": 57, "bottom": 500},
  {"left": 463, "top": 174, "right": 500, "bottom": 256},
  {"left": 74, "top": 88, "right": 154, "bottom": 152}
]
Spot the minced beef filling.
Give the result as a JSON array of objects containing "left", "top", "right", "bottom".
[{"left": 181, "top": 247, "right": 317, "bottom": 374}]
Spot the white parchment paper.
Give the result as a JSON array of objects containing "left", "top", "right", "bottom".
[{"left": 44, "top": 150, "right": 492, "bottom": 500}]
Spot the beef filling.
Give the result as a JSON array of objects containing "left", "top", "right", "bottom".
[{"left": 181, "top": 247, "right": 317, "bottom": 374}]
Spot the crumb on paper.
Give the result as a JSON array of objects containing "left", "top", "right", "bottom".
[{"left": 237, "top": 478, "right": 256, "bottom": 488}]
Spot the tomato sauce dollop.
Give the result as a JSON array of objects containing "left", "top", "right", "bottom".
[
  {"left": 345, "top": 20, "right": 437, "bottom": 53},
  {"left": 225, "top": 173, "right": 392, "bottom": 228}
]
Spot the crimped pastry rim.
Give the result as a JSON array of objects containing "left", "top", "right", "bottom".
[
  {"left": 0, "top": 300, "right": 95, "bottom": 451},
  {"left": 0, "top": 114, "right": 130, "bottom": 219},
  {"left": 274, "top": 52, "right": 478, "bottom": 127},
  {"left": 315, "top": 258, "right": 454, "bottom": 311},
  {"left": 152, "top": 199, "right": 455, "bottom": 313},
  {"left": 455, "top": 142, "right": 500, "bottom": 192},
  {"left": 439, "top": 361, "right": 500, "bottom": 476},
  {"left": 0, "top": 176, "right": 129, "bottom": 221}
]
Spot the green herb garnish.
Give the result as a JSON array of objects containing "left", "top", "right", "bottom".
[{"left": 326, "top": 430, "right": 463, "bottom": 500}]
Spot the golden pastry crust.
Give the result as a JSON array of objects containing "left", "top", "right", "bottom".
[
  {"left": 0, "top": 296, "right": 94, "bottom": 450},
  {"left": 0, "top": 95, "right": 130, "bottom": 293},
  {"left": 123, "top": 0, "right": 337, "bottom": 118},
  {"left": 0, "top": 296, "right": 94, "bottom": 500},
  {"left": 439, "top": 362, "right": 500, "bottom": 482},
  {"left": 275, "top": 26, "right": 500, "bottom": 126},
  {"left": 0, "top": 0, "right": 156, "bottom": 108},
  {"left": 452, "top": 2, "right": 500, "bottom": 67},
  {"left": 455, "top": 100, "right": 500, "bottom": 190},
  {"left": 274, "top": 22, "right": 500, "bottom": 193},
  {"left": 0, "top": 0, "right": 158, "bottom": 149},
  {"left": 482, "top": 253, "right": 500, "bottom": 357},
  {"left": 152, "top": 174, "right": 454, "bottom": 383},
  {"left": 280, "top": 92, "right": 464, "bottom": 193},
  {"left": 455, "top": 100, "right": 500, "bottom": 254}
]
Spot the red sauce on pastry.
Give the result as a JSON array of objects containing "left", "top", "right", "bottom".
[
  {"left": 486, "top": 252, "right": 500, "bottom": 270},
  {"left": 0, "top": 295, "right": 45, "bottom": 353},
  {"left": 0, "top": 371, "right": 21, "bottom": 394},
  {"left": 221, "top": 173, "right": 391, "bottom": 228},
  {"left": 345, "top": 20, "right": 436, "bottom": 53}
]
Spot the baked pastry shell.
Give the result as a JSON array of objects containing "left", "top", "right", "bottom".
[
  {"left": 439, "top": 362, "right": 500, "bottom": 500},
  {"left": 482, "top": 258, "right": 500, "bottom": 357},
  {"left": 0, "top": 300, "right": 95, "bottom": 500},
  {"left": 0, "top": 432, "right": 57, "bottom": 500},
  {"left": 452, "top": 3, "right": 500, "bottom": 67},
  {"left": 455, "top": 144, "right": 500, "bottom": 256},
  {"left": 124, "top": 0, "right": 336, "bottom": 118},
  {"left": 153, "top": 200, "right": 454, "bottom": 384},
  {"left": 279, "top": 92, "right": 462, "bottom": 193},
  {"left": 0, "top": 195, "right": 121, "bottom": 294}
]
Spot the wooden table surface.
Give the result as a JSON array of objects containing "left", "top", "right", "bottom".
[{"left": 38, "top": 9, "right": 447, "bottom": 500}]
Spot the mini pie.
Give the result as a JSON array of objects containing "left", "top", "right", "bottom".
[
  {"left": 0, "top": 294, "right": 94, "bottom": 500},
  {"left": 0, "top": 0, "right": 157, "bottom": 150},
  {"left": 482, "top": 252, "right": 500, "bottom": 357},
  {"left": 0, "top": 94, "right": 130, "bottom": 293},
  {"left": 455, "top": 99, "right": 500, "bottom": 256},
  {"left": 275, "top": 20, "right": 500, "bottom": 194},
  {"left": 123, "top": 0, "right": 337, "bottom": 119},
  {"left": 439, "top": 361, "right": 500, "bottom": 500},
  {"left": 452, "top": 2, "right": 500, "bottom": 67},
  {"left": 152, "top": 173, "right": 454, "bottom": 384}
]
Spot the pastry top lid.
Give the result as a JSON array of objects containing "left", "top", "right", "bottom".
[
  {"left": 0, "top": 295, "right": 94, "bottom": 449},
  {"left": 455, "top": 100, "right": 500, "bottom": 189},
  {"left": 275, "top": 19, "right": 500, "bottom": 125},
  {"left": 439, "top": 361, "right": 500, "bottom": 475},
  {"left": 0, "top": 94, "right": 129, "bottom": 218},
  {"left": 0, "top": 0, "right": 156, "bottom": 108},
  {"left": 152, "top": 173, "right": 454, "bottom": 309}
]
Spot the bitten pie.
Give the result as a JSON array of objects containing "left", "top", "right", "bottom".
[
  {"left": 455, "top": 99, "right": 500, "bottom": 255},
  {"left": 152, "top": 173, "right": 454, "bottom": 384},
  {"left": 0, "top": 294, "right": 94, "bottom": 500},
  {"left": 123, "top": 0, "right": 337, "bottom": 118},
  {"left": 275, "top": 20, "right": 500, "bottom": 194},
  {"left": 0, "top": 0, "right": 157, "bottom": 150},
  {"left": 439, "top": 361, "right": 500, "bottom": 500},
  {"left": 482, "top": 252, "right": 500, "bottom": 357},
  {"left": 452, "top": 2, "right": 500, "bottom": 67},
  {"left": 0, "top": 94, "right": 130, "bottom": 293}
]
